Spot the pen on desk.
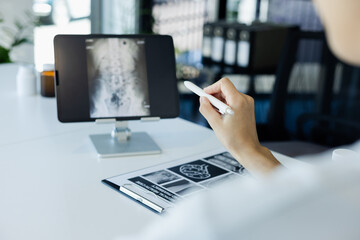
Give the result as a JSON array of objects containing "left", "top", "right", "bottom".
[
  {"left": 120, "top": 185, "right": 164, "bottom": 213},
  {"left": 184, "top": 81, "right": 234, "bottom": 115}
]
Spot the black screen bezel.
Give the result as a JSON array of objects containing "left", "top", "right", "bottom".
[{"left": 54, "top": 34, "right": 179, "bottom": 123}]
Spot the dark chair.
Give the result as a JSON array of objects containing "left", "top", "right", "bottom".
[
  {"left": 259, "top": 29, "right": 360, "bottom": 157},
  {"left": 258, "top": 31, "right": 332, "bottom": 139}
]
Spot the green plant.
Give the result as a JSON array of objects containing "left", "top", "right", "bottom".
[{"left": 0, "top": 11, "right": 38, "bottom": 63}]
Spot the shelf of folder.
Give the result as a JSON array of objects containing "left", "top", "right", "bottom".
[{"left": 201, "top": 21, "right": 299, "bottom": 75}]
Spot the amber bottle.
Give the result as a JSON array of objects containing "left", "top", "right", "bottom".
[{"left": 41, "top": 64, "right": 55, "bottom": 97}]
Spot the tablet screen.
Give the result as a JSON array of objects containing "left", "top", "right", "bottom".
[
  {"left": 86, "top": 38, "right": 150, "bottom": 118},
  {"left": 54, "top": 34, "right": 179, "bottom": 123}
]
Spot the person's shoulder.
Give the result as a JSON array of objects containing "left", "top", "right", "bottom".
[{"left": 349, "top": 140, "right": 360, "bottom": 153}]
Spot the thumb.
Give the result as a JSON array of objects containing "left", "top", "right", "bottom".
[{"left": 199, "top": 97, "right": 221, "bottom": 128}]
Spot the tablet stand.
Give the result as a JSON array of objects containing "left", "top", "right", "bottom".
[{"left": 89, "top": 121, "right": 161, "bottom": 158}]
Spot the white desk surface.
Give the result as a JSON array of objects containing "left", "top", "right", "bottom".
[{"left": 0, "top": 64, "right": 306, "bottom": 240}]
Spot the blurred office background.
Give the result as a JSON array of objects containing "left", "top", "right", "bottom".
[{"left": 1, "top": 0, "right": 359, "bottom": 155}]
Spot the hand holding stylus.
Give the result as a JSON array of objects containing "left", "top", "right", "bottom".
[
  {"left": 198, "top": 78, "right": 280, "bottom": 176},
  {"left": 184, "top": 81, "right": 234, "bottom": 115}
]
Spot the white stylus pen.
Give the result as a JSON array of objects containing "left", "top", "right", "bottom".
[{"left": 184, "top": 81, "right": 234, "bottom": 115}]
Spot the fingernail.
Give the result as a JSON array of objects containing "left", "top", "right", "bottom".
[{"left": 199, "top": 96, "right": 204, "bottom": 103}]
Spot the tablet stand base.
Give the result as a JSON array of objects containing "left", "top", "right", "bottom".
[{"left": 89, "top": 121, "right": 161, "bottom": 158}]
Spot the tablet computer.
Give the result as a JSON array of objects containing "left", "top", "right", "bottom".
[{"left": 54, "top": 34, "right": 179, "bottom": 123}]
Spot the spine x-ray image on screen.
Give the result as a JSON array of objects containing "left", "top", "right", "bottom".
[{"left": 86, "top": 38, "right": 151, "bottom": 118}]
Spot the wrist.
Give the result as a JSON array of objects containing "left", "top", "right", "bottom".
[{"left": 230, "top": 144, "right": 281, "bottom": 176}]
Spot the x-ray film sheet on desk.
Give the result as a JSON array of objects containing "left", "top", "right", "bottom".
[{"left": 103, "top": 148, "right": 249, "bottom": 214}]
